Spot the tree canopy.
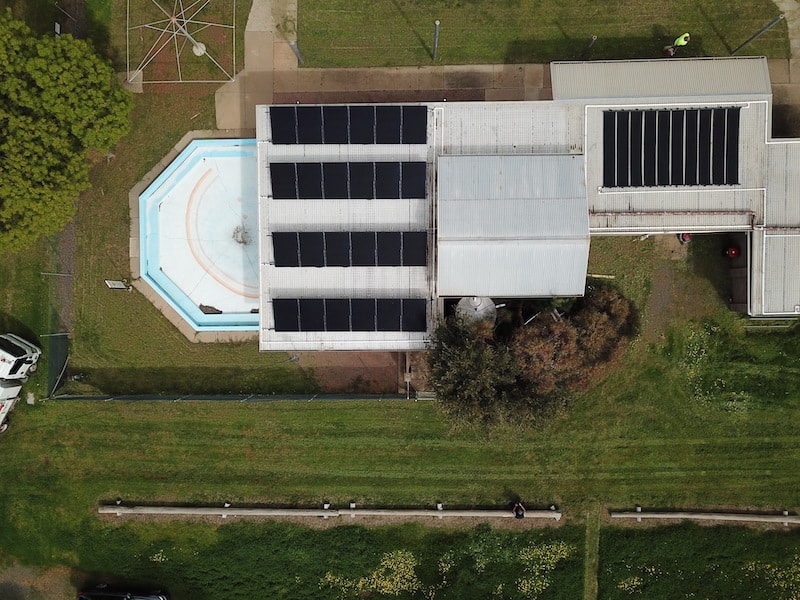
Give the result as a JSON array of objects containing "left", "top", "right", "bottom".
[
  {"left": 0, "top": 10, "right": 132, "bottom": 251},
  {"left": 427, "top": 286, "right": 638, "bottom": 425}
]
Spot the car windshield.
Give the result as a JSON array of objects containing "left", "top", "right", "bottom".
[{"left": 0, "top": 337, "right": 26, "bottom": 358}]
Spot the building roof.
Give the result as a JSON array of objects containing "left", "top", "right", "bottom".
[
  {"left": 437, "top": 155, "right": 589, "bottom": 297},
  {"left": 551, "top": 57, "right": 772, "bottom": 101}
]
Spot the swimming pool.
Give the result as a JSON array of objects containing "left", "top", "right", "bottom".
[{"left": 138, "top": 138, "right": 259, "bottom": 332}]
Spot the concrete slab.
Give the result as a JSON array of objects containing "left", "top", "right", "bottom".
[
  {"left": 485, "top": 88, "right": 524, "bottom": 101},
  {"left": 245, "top": 31, "right": 274, "bottom": 72},
  {"left": 417, "top": 67, "right": 445, "bottom": 90},
  {"left": 543, "top": 64, "right": 552, "bottom": 88},
  {"left": 524, "top": 87, "right": 553, "bottom": 101},
  {"left": 492, "top": 64, "right": 524, "bottom": 89},
  {"left": 215, "top": 78, "right": 248, "bottom": 129},
  {"left": 443, "top": 65, "right": 493, "bottom": 89},
  {"left": 273, "top": 68, "right": 298, "bottom": 94},
  {"left": 246, "top": 0, "right": 273, "bottom": 32},
  {"left": 273, "top": 41, "right": 299, "bottom": 71},
  {"left": 523, "top": 64, "right": 544, "bottom": 90},
  {"left": 790, "top": 59, "right": 800, "bottom": 83},
  {"left": 768, "top": 59, "right": 791, "bottom": 84},
  {"left": 773, "top": 83, "right": 800, "bottom": 105}
]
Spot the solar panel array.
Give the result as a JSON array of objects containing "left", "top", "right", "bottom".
[
  {"left": 602, "top": 108, "right": 740, "bottom": 187},
  {"left": 273, "top": 298, "right": 427, "bottom": 332},
  {"left": 272, "top": 231, "right": 427, "bottom": 267},
  {"left": 269, "top": 161, "right": 427, "bottom": 200},
  {"left": 269, "top": 105, "right": 428, "bottom": 145}
]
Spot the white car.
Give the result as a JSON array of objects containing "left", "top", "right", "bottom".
[
  {"left": 0, "top": 380, "right": 22, "bottom": 433},
  {"left": 0, "top": 333, "right": 41, "bottom": 381}
]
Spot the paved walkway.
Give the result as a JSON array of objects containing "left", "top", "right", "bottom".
[{"left": 216, "top": 0, "right": 800, "bottom": 131}]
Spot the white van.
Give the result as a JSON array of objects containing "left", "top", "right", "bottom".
[
  {"left": 0, "top": 380, "right": 22, "bottom": 433},
  {"left": 0, "top": 333, "right": 41, "bottom": 381}
]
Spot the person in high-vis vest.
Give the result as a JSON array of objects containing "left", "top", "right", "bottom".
[
  {"left": 664, "top": 32, "right": 690, "bottom": 56},
  {"left": 674, "top": 32, "right": 691, "bottom": 46}
]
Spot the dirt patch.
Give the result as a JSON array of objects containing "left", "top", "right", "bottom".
[
  {"left": 298, "top": 351, "right": 401, "bottom": 393},
  {"left": 0, "top": 563, "right": 74, "bottom": 600},
  {"left": 641, "top": 235, "right": 722, "bottom": 343}
]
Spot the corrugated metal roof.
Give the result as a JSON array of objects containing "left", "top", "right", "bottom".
[
  {"left": 761, "top": 234, "right": 800, "bottom": 315},
  {"left": 766, "top": 142, "right": 800, "bottom": 226},
  {"left": 437, "top": 155, "right": 589, "bottom": 297},
  {"left": 437, "top": 102, "right": 584, "bottom": 155},
  {"left": 551, "top": 57, "right": 771, "bottom": 101}
]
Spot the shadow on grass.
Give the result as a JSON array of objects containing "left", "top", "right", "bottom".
[
  {"left": 70, "top": 366, "right": 318, "bottom": 396},
  {"left": 0, "top": 312, "right": 41, "bottom": 346},
  {"left": 686, "top": 234, "right": 734, "bottom": 304},
  {"left": 505, "top": 35, "right": 708, "bottom": 63}
]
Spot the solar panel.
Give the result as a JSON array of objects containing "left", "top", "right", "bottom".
[
  {"left": 298, "top": 232, "right": 325, "bottom": 267},
  {"left": 401, "top": 298, "right": 427, "bottom": 331},
  {"left": 349, "top": 162, "right": 375, "bottom": 199},
  {"left": 271, "top": 162, "right": 426, "bottom": 200},
  {"left": 272, "top": 232, "right": 299, "bottom": 266},
  {"left": 299, "top": 298, "right": 325, "bottom": 330},
  {"left": 375, "top": 162, "right": 401, "bottom": 198},
  {"left": 349, "top": 105, "right": 375, "bottom": 144},
  {"left": 270, "top": 105, "right": 427, "bottom": 145},
  {"left": 402, "top": 231, "right": 427, "bottom": 266},
  {"left": 351, "top": 298, "right": 376, "bottom": 331},
  {"left": 325, "top": 298, "right": 350, "bottom": 331},
  {"left": 377, "top": 298, "right": 402, "bottom": 331},
  {"left": 323, "top": 106, "right": 348, "bottom": 144},
  {"left": 297, "top": 163, "right": 323, "bottom": 198},
  {"left": 270, "top": 106, "right": 297, "bottom": 144},
  {"left": 351, "top": 232, "right": 377, "bottom": 266},
  {"left": 376, "top": 106, "right": 402, "bottom": 144},
  {"left": 296, "top": 106, "right": 323, "bottom": 144},
  {"left": 402, "top": 106, "right": 427, "bottom": 144},
  {"left": 273, "top": 231, "right": 426, "bottom": 267},
  {"left": 603, "top": 107, "right": 740, "bottom": 188},
  {"left": 273, "top": 298, "right": 299, "bottom": 331},
  {"left": 376, "top": 232, "right": 402, "bottom": 266},
  {"left": 272, "top": 298, "right": 428, "bottom": 332},
  {"left": 323, "top": 162, "right": 349, "bottom": 198},
  {"left": 270, "top": 163, "right": 297, "bottom": 199},
  {"left": 324, "top": 232, "right": 350, "bottom": 266}
]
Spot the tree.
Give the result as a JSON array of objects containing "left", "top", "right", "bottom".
[
  {"left": 510, "top": 318, "right": 584, "bottom": 395},
  {"left": 427, "top": 316, "right": 521, "bottom": 424},
  {"left": 0, "top": 11, "right": 132, "bottom": 251}
]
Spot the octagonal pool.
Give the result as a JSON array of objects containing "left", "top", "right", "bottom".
[{"left": 139, "top": 138, "right": 259, "bottom": 332}]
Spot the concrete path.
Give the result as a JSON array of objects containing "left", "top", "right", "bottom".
[{"left": 216, "top": 0, "right": 800, "bottom": 131}]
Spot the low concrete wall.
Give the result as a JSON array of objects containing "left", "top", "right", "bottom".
[
  {"left": 610, "top": 509, "right": 799, "bottom": 526},
  {"left": 99, "top": 504, "right": 562, "bottom": 521}
]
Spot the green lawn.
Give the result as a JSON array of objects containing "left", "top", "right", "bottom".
[
  {"left": 298, "top": 0, "right": 789, "bottom": 67},
  {"left": 599, "top": 523, "right": 800, "bottom": 598}
]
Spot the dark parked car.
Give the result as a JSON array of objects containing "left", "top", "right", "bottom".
[{"left": 77, "top": 584, "right": 169, "bottom": 600}]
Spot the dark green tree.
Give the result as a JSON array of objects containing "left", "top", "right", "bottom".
[
  {"left": 427, "top": 316, "right": 521, "bottom": 424},
  {"left": 0, "top": 10, "right": 132, "bottom": 251}
]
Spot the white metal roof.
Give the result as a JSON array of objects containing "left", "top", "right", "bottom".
[
  {"left": 551, "top": 57, "right": 772, "bottom": 101},
  {"left": 437, "top": 155, "right": 589, "bottom": 297}
]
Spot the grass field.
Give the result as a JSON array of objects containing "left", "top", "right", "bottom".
[
  {"left": 599, "top": 523, "right": 800, "bottom": 598},
  {"left": 1, "top": 2, "right": 799, "bottom": 598},
  {"left": 298, "top": 0, "right": 789, "bottom": 67}
]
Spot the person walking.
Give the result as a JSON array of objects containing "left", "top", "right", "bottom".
[
  {"left": 664, "top": 32, "right": 690, "bottom": 56},
  {"left": 674, "top": 32, "right": 691, "bottom": 47}
]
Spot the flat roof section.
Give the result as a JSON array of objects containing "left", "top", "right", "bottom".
[{"left": 552, "top": 57, "right": 772, "bottom": 101}]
